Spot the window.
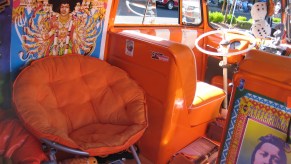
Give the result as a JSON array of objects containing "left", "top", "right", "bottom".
[
  {"left": 207, "top": 0, "right": 282, "bottom": 31},
  {"left": 182, "top": 0, "right": 202, "bottom": 25},
  {"left": 114, "top": 0, "right": 202, "bottom": 25}
]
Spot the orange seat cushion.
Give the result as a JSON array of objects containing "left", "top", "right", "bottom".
[
  {"left": 13, "top": 54, "right": 147, "bottom": 156},
  {"left": 189, "top": 81, "right": 225, "bottom": 126}
]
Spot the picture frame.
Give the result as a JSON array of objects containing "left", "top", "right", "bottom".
[{"left": 219, "top": 89, "right": 291, "bottom": 164}]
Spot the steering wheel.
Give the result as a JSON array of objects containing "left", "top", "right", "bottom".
[
  {"left": 194, "top": 29, "right": 256, "bottom": 110},
  {"left": 194, "top": 29, "right": 257, "bottom": 57}
]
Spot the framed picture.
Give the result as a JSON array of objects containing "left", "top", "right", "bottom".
[{"left": 219, "top": 89, "right": 291, "bottom": 164}]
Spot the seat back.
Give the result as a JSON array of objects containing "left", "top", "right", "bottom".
[
  {"left": 13, "top": 54, "right": 147, "bottom": 149},
  {"left": 111, "top": 27, "right": 206, "bottom": 80},
  {"left": 219, "top": 50, "right": 291, "bottom": 163}
]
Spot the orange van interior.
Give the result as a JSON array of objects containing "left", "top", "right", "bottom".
[{"left": 1, "top": 0, "right": 291, "bottom": 163}]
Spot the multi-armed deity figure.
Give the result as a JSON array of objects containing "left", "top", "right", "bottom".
[{"left": 13, "top": 0, "right": 106, "bottom": 61}]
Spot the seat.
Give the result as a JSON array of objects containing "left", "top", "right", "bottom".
[
  {"left": 107, "top": 31, "right": 226, "bottom": 163},
  {"left": 13, "top": 54, "right": 148, "bottom": 163}
]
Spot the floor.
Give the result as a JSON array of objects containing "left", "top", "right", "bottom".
[
  {"left": 0, "top": 156, "right": 152, "bottom": 164},
  {"left": 124, "top": 155, "right": 152, "bottom": 164},
  {"left": 0, "top": 157, "right": 12, "bottom": 164}
]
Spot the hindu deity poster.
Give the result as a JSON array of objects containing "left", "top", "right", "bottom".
[
  {"left": 11, "top": 0, "right": 109, "bottom": 77},
  {"left": 219, "top": 88, "right": 291, "bottom": 164}
]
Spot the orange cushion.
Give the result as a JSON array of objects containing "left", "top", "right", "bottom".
[
  {"left": 0, "top": 118, "right": 48, "bottom": 163},
  {"left": 13, "top": 54, "right": 147, "bottom": 155},
  {"left": 192, "top": 82, "right": 225, "bottom": 106},
  {"left": 188, "top": 82, "right": 225, "bottom": 126}
]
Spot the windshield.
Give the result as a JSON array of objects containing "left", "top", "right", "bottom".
[
  {"left": 114, "top": 0, "right": 202, "bottom": 25},
  {"left": 207, "top": 0, "right": 282, "bottom": 30}
]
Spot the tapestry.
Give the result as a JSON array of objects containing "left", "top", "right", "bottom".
[{"left": 11, "top": 0, "right": 108, "bottom": 76}]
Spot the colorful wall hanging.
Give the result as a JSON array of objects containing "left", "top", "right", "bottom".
[{"left": 11, "top": 0, "right": 108, "bottom": 77}]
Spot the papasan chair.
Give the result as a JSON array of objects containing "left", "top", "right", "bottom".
[{"left": 13, "top": 54, "right": 148, "bottom": 164}]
